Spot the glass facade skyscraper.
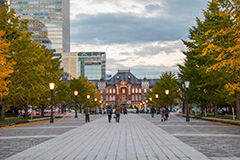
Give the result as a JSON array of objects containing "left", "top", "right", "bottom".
[
  {"left": 62, "top": 52, "right": 106, "bottom": 80},
  {"left": 10, "top": 0, "right": 70, "bottom": 54},
  {"left": 0, "top": 0, "right": 4, "bottom": 6}
]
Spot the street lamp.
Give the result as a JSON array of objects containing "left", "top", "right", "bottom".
[
  {"left": 185, "top": 81, "right": 190, "bottom": 122},
  {"left": 87, "top": 95, "right": 90, "bottom": 107},
  {"left": 94, "top": 98, "right": 97, "bottom": 114},
  {"left": 155, "top": 94, "right": 159, "bottom": 108},
  {"left": 49, "top": 82, "right": 55, "bottom": 123},
  {"left": 165, "top": 89, "right": 169, "bottom": 108},
  {"left": 74, "top": 91, "right": 78, "bottom": 118}
]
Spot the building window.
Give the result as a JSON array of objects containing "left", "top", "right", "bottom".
[
  {"left": 122, "top": 88, "right": 126, "bottom": 94},
  {"left": 132, "top": 95, "right": 134, "bottom": 101},
  {"left": 106, "top": 95, "right": 108, "bottom": 101},
  {"left": 110, "top": 88, "right": 112, "bottom": 94},
  {"left": 132, "top": 88, "right": 134, "bottom": 93},
  {"left": 113, "top": 89, "right": 115, "bottom": 93},
  {"left": 135, "top": 95, "right": 138, "bottom": 101},
  {"left": 135, "top": 88, "right": 138, "bottom": 93},
  {"left": 144, "top": 89, "right": 147, "bottom": 93},
  {"left": 106, "top": 88, "right": 108, "bottom": 93},
  {"left": 100, "top": 89, "right": 103, "bottom": 93},
  {"left": 139, "top": 95, "right": 142, "bottom": 101},
  {"left": 110, "top": 95, "right": 112, "bottom": 101},
  {"left": 139, "top": 88, "right": 141, "bottom": 93},
  {"left": 113, "top": 95, "right": 115, "bottom": 101}
]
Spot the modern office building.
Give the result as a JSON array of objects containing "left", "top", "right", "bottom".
[
  {"left": 61, "top": 52, "right": 106, "bottom": 80},
  {"left": 0, "top": 0, "right": 5, "bottom": 6},
  {"left": 9, "top": 0, "right": 70, "bottom": 54}
]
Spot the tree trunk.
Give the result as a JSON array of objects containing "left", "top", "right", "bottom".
[
  {"left": 24, "top": 106, "right": 28, "bottom": 118},
  {"left": 214, "top": 93, "right": 218, "bottom": 117},
  {"left": 236, "top": 91, "right": 240, "bottom": 119},
  {"left": 0, "top": 98, "right": 7, "bottom": 121},
  {"left": 40, "top": 105, "right": 44, "bottom": 117}
]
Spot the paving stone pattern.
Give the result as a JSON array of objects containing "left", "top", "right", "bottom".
[
  {"left": 140, "top": 113, "right": 240, "bottom": 160},
  {"left": 0, "top": 114, "right": 103, "bottom": 160},
  {"left": 6, "top": 114, "right": 209, "bottom": 160}
]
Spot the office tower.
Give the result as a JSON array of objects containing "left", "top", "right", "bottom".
[
  {"left": 62, "top": 52, "right": 106, "bottom": 80},
  {"left": 10, "top": 0, "right": 70, "bottom": 54},
  {"left": 0, "top": 0, "right": 5, "bottom": 6}
]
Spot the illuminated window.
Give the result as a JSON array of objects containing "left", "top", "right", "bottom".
[
  {"left": 110, "top": 88, "right": 112, "bottom": 94},
  {"left": 144, "top": 89, "right": 147, "bottom": 93},
  {"left": 139, "top": 88, "right": 141, "bottom": 93},
  {"left": 122, "top": 88, "right": 126, "bottom": 94},
  {"left": 132, "top": 88, "right": 134, "bottom": 93},
  {"left": 135, "top": 88, "right": 138, "bottom": 93}
]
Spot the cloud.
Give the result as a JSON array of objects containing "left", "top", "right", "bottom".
[
  {"left": 71, "top": 12, "right": 193, "bottom": 45},
  {"left": 70, "top": 0, "right": 208, "bottom": 78},
  {"left": 71, "top": 40, "right": 186, "bottom": 78}
]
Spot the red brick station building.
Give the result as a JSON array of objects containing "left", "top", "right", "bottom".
[{"left": 92, "top": 70, "right": 158, "bottom": 108}]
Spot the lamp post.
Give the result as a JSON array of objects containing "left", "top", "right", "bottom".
[
  {"left": 49, "top": 83, "right": 55, "bottom": 123},
  {"left": 185, "top": 81, "right": 190, "bottom": 122},
  {"left": 74, "top": 91, "right": 78, "bottom": 118},
  {"left": 165, "top": 89, "right": 169, "bottom": 108},
  {"left": 87, "top": 95, "right": 90, "bottom": 107},
  {"left": 155, "top": 94, "right": 159, "bottom": 108},
  {"left": 94, "top": 98, "right": 97, "bottom": 114}
]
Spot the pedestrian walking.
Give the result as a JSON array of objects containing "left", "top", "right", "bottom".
[
  {"left": 164, "top": 107, "right": 169, "bottom": 121},
  {"left": 160, "top": 107, "right": 165, "bottom": 122},
  {"left": 150, "top": 106, "right": 156, "bottom": 118},
  {"left": 107, "top": 106, "right": 113, "bottom": 123},
  {"left": 123, "top": 107, "right": 127, "bottom": 115},
  {"left": 84, "top": 106, "right": 90, "bottom": 122},
  {"left": 115, "top": 106, "right": 122, "bottom": 122}
]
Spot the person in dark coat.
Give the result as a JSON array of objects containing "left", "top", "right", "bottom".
[
  {"left": 107, "top": 106, "right": 113, "bottom": 123},
  {"left": 150, "top": 106, "right": 156, "bottom": 118},
  {"left": 84, "top": 106, "right": 90, "bottom": 122},
  {"left": 164, "top": 107, "right": 169, "bottom": 121}
]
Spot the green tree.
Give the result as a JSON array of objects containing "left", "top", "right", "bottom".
[
  {"left": 202, "top": 0, "right": 240, "bottom": 118},
  {"left": 178, "top": 0, "right": 232, "bottom": 116},
  {"left": 151, "top": 72, "right": 180, "bottom": 111},
  {"left": 0, "top": 1, "right": 29, "bottom": 120}
]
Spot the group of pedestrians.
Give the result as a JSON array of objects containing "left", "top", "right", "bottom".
[
  {"left": 107, "top": 106, "right": 121, "bottom": 123},
  {"left": 150, "top": 106, "right": 170, "bottom": 122},
  {"left": 84, "top": 105, "right": 169, "bottom": 123}
]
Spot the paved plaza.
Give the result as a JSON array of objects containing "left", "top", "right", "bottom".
[{"left": 0, "top": 113, "right": 240, "bottom": 160}]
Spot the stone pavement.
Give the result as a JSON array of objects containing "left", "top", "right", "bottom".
[
  {"left": 5, "top": 114, "right": 209, "bottom": 160},
  {"left": 0, "top": 113, "right": 103, "bottom": 160},
  {"left": 140, "top": 113, "right": 240, "bottom": 160}
]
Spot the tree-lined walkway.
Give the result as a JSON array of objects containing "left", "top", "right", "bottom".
[{"left": 6, "top": 114, "right": 209, "bottom": 160}]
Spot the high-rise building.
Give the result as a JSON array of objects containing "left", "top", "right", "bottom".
[
  {"left": 9, "top": 0, "right": 70, "bottom": 54},
  {"left": 0, "top": 0, "right": 5, "bottom": 6},
  {"left": 62, "top": 52, "right": 106, "bottom": 80}
]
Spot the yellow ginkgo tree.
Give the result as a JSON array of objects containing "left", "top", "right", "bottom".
[
  {"left": 0, "top": 30, "right": 15, "bottom": 96},
  {"left": 0, "top": 30, "right": 15, "bottom": 120},
  {"left": 202, "top": 0, "right": 240, "bottom": 119}
]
